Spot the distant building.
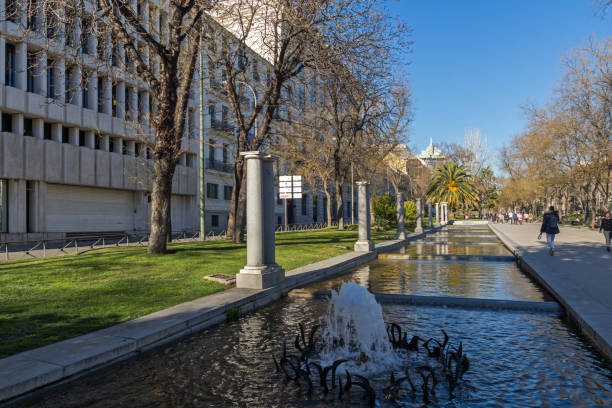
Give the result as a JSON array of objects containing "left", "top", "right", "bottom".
[{"left": 417, "top": 138, "right": 446, "bottom": 169}]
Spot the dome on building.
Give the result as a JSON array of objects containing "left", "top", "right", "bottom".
[{"left": 418, "top": 138, "right": 445, "bottom": 160}]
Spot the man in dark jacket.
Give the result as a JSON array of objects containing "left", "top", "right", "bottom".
[
  {"left": 599, "top": 211, "right": 612, "bottom": 252},
  {"left": 539, "top": 206, "right": 560, "bottom": 256}
]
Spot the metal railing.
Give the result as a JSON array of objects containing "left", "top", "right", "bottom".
[
  {"left": 0, "top": 221, "right": 345, "bottom": 261},
  {"left": 206, "top": 159, "right": 234, "bottom": 173}
]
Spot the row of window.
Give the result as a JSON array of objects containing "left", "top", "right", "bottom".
[{"left": 206, "top": 183, "right": 232, "bottom": 201}]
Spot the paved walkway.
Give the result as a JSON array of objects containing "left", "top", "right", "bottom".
[{"left": 490, "top": 223, "right": 612, "bottom": 360}]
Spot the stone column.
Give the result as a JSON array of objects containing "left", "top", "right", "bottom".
[
  {"left": 236, "top": 151, "right": 285, "bottom": 289},
  {"left": 435, "top": 202, "right": 440, "bottom": 226},
  {"left": 428, "top": 202, "right": 433, "bottom": 228},
  {"left": 441, "top": 202, "right": 448, "bottom": 225},
  {"left": 354, "top": 181, "right": 374, "bottom": 252},
  {"left": 415, "top": 198, "right": 423, "bottom": 233},
  {"left": 395, "top": 191, "right": 406, "bottom": 240}
]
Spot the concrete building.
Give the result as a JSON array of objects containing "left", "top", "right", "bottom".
[{"left": 0, "top": 1, "right": 355, "bottom": 241}]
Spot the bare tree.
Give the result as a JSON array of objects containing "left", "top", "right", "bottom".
[
  {"left": 11, "top": 0, "right": 215, "bottom": 253},
  {"left": 207, "top": 0, "right": 409, "bottom": 241}
]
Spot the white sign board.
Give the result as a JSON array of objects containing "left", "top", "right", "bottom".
[{"left": 278, "top": 175, "right": 303, "bottom": 199}]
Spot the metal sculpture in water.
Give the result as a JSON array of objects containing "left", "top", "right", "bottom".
[{"left": 269, "top": 283, "right": 472, "bottom": 406}]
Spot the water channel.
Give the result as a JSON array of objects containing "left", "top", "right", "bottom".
[{"left": 10, "top": 226, "right": 612, "bottom": 407}]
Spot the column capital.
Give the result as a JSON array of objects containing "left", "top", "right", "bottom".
[
  {"left": 240, "top": 151, "right": 277, "bottom": 162},
  {"left": 355, "top": 180, "right": 369, "bottom": 186}
]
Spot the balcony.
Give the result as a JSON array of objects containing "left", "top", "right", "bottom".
[
  {"left": 210, "top": 120, "right": 234, "bottom": 133},
  {"left": 206, "top": 159, "right": 233, "bottom": 173}
]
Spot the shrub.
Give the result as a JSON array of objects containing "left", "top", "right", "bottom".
[
  {"left": 373, "top": 194, "right": 397, "bottom": 225},
  {"left": 404, "top": 200, "right": 416, "bottom": 220}
]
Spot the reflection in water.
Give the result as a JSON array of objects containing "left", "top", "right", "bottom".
[
  {"left": 395, "top": 242, "right": 512, "bottom": 256},
  {"left": 306, "top": 259, "right": 549, "bottom": 302},
  {"left": 13, "top": 298, "right": 612, "bottom": 408}
]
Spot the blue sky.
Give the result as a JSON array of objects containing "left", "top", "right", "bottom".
[{"left": 385, "top": 0, "right": 611, "bottom": 168}]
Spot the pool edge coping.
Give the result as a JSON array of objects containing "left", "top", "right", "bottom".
[{"left": 0, "top": 227, "right": 441, "bottom": 404}]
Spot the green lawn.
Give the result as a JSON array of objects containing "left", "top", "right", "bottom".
[{"left": 0, "top": 227, "right": 398, "bottom": 358}]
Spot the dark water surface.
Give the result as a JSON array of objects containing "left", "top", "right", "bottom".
[
  {"left": 391, "top": 243, "right": 512, "bottom": 256},
  {"left": 9, "top": 226, "right": 611, "bottom": 407},
  {"left": 303, "top": 259, "right": 549, "bottom": 302},
  {"left": 12, "top": 298, "right": 612, "bottom": 408}
]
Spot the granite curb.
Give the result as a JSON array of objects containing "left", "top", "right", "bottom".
[
  {"left": 489, "top": 224, "right": 612, "bottom": 362},
  {"left": 0, "top": 227, "right": 439, "bottom": 403}
]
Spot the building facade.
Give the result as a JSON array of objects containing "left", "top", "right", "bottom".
[{"left": 0, "top": 0, "right": 356, "bottom": 241}]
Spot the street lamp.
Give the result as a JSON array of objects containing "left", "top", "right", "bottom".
[{"left": 199, "top": 40, "right": 206, "bottom": 241}]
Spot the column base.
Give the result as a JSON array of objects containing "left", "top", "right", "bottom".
[
  {"left": 414, "top": 226, "right": 424, "bottom": 233},
  {"left": 395, "top": 231, "right": 407, "bottom": 240},
  {"left": 236, "top": 264, "right": 285, "bottom": 289},
  {"left": 354, "top": 240, "right": 375, "bottom": 252}
]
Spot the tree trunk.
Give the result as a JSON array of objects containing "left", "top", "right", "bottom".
[
  {"left": 228, "top": 158, "right": 246, "bottom": 243},
  {"left": 148, "top": 153, "right": 176, "bottom": 254},
  {"left": 335, "top": 182, "right": 344, "bottom": 230},
  {"left": 325, "top": 190, "right": 333, "bottom": 226}
]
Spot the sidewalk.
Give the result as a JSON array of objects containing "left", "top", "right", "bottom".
[{"left": 490, "top": 223, "right": 612, "bottom": 360}]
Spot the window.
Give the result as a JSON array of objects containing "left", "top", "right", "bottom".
[
  {"left": 222, "top": 144, "right": 229, "bottom": 164},
  {"left": 208, "top": 139, "right": 215, "bottom": 162},
  {"left": 65, "top": 66, "right": 74, "bottom": 104},
  {"left": 47, "top": 59, "right": 56, "bottom": 98},
  {"left": 112, "top": 43, "right": 120, "bottom": 67},
  {"left": 222, "top": 106, "right": 229, "bottom": 129},
  {"left": 188, "top": 109, "right": 196, "bottom": 138},
  {"left": 206, "top": 183, "right": 218, "bottom": 199},
  {"left": 112, "top": 84, "right": 117, "bottom": 117},
  {"left": 2, "top": 113, "right": 12, "bottom": 133},
  {"left": 252, "top": 63, "right": 259, "bottom": 81},
  {"left": 211, "top": 214, "right": 219, "bottom": 227},
  {"left": 27, "top": 0, "right": 38, "bottom": 31},
  {"left": 302, "top": 194, "right": 307, "bottom": 216},
  {"left": 224, "top": 185, "right": 232, "bottom": 200},
  {"left": 27, "top": 52, "right": 36, "bottom": 93},
  {"left": 24, "top": 118, "right": 33, "bottom": 137},
  {"left": 82, "top": 73, "right": 90, "bottom": 109},
  {"left": 6, "top": 0, "right": 19, "bottom": 24},
  {"left": 208, "top": 104, "right": 215, "bottom": 126},
  {"left": 62, "top": 127, "right": 69, "bottom": 144},
  {"left": 46, "top": 7, "right": 57, "bottom": 39},
  {"left": 98, "top": 77, "right": 105, "bottom": 113},
  {"left": 97, "top": 29, "right": 107, "bottom": 60},
  {"left": 125, "top": 87, "right": 132, "bottom": 120},
  {"left": 79, "top": 130, "right": 86, "bottom": 147},
  {"left": 81, "top": 17, "right": 92, "bottom": 54},
  {"left": 44, "top": 123, "right": 52, "bottom": 140},
  {"left": 5, "top": 44, "right": 16, "bottom": 88}
]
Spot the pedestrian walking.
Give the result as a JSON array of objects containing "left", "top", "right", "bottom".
[
  {"left": 599, "top": 211, "right": 612, "bottom": 252},
  {"left": 513, "top": 213, "right": 519, "bottom": 225},
  {"left": 538, "top": 206, "right": 560, "bottom": 256}
]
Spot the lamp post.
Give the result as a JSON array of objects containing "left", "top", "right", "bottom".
[{"left": 198, "top": 41, "right": 206, "bottom": 241}]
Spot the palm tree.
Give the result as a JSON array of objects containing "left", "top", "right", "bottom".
[{"left": 426, "top": 162, "right": 479, "bottom": 217}]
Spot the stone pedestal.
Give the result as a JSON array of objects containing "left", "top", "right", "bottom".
[
  {"left": 395, "top": 191, "right": 407, "bottom": 240},
  {"left": 236, "top": 152, "right": 285, "bottom": 289},
  {"left": 428, "top": 202, "right": 433, "bottom": 228},
  {"left": 415, "top": 198, "right": 423, "bottom": 233},
  {"left": 354, "top": 181, "right": 374, "bottom": 252}
]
